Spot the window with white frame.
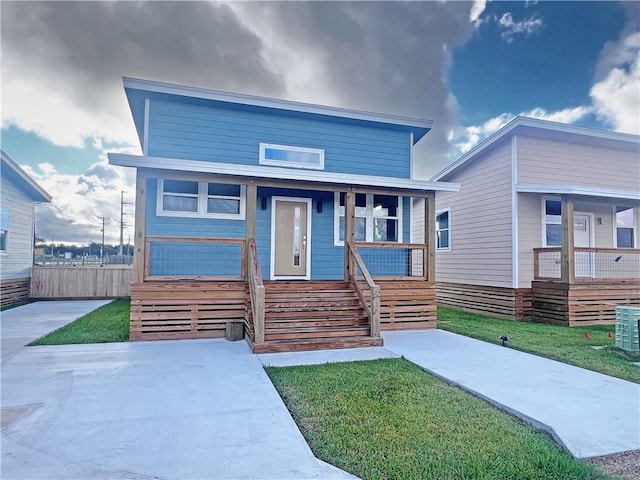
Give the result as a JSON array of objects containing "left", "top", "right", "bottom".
[
  {"left": 436, "top": 209, "right": 450, "bottom": 251},
  {"left": 259, "top": 143, "right": 325, "bottom": 170},
  {"left": 0, "top": 207, "right": 8, "bottom": 252},
  {"left": 157, "top": 179, "right": 246, "bottom": 219},
  {"left": 615, "top": 205, "right": 635, "bottom": 248},
  {"left": 334, "top": 193, "right": 401, "bottom": 245},
  {"left": 543, "top": 198, "right": 562, "bottom": 246}
]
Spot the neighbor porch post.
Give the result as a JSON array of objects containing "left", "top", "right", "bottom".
[
  {"left": 344, "top": 191, "right": 355, "bottom": 280},
  {"left": 561, "top": 194, "right": 575, "bottom": 284},
  {"left": 132, "top": 170, "right": 147, "bottom": 284},
  {"left": 424, "top": 193, "right": 436, "bottom": 283}
]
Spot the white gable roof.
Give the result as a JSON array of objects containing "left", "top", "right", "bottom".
[{"left": 432, "top": 117, "right": 640, "bottom": 181}]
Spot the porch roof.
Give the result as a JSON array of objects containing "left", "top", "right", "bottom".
[
  {"left": 108, "top": 153, "right": 460, "bottom": 196},
  {"left": 516, "top": 183, "right": 640, "bottom": 202}
]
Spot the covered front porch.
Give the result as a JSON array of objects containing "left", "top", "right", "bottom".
[
  {"left": 126, "top": 163, "right": 451, "bottom": 351},
  {"left": 531, "top": 194, "right": 639, "bottom": 326}
]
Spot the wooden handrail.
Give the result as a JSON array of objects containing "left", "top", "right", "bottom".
[
  {"left": 574, "top": 247, "right": 640, "bottom": 254},
  {"left": 355, "top": 241, "right": 427, "bottom": 249},
  {"left": 534, "top": 247, "right": 640, "bottom": 281},
  {"left": 247, "top": 239, "right": 265, "bottom": 344},
  {"left": 347, "top": 241, "right": 380, "bottom": 338}
]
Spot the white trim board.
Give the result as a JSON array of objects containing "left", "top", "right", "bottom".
[
  {"left": 108, "top": 153, "right": 460, "bottom": 194},
  {"left": 516, "top": 184, "right": 640, "bottom": 201}
]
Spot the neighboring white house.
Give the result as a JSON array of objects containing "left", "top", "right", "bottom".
[
  {"left": 1, "top": 150, "right": 51, "bottom": 307},
  {"left": 414, "top": 117, "right": 639, "bottom": 325}
]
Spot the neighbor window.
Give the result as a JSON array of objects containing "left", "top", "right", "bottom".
[
  {"left": 436, "top": 209, "right": 450, "bottom": 251},
  {"left": 259, "top": 143, "right": 325, "bottom": 170},
  {"left": 615, "top": 206, "right": 635, "bottom": 248},
  {"left": 334, "top": 193, "right": 402, "bottom": 245},
  {"left": 544, "top": 198, "right": 562, "bottom": 246},
  {"left": 0, "top": 207, "right": 8, "bottom": 252},
  {"left": 157, "top": 179, "right": 245, "bottom": 219}
]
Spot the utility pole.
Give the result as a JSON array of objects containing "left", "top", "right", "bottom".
[
  {"left": 99, "top": 217, "right": 111, "bottom": 264},
  {"left": 119, "top": 191, "right": 133, "bottom": 256},
  {"left": 101, "top": 216, "right": 106, "bottom": 263}
]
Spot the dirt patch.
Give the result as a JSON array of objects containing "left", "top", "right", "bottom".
[{"left": 587, "top": 450, "right": 640, "bottom": 480}]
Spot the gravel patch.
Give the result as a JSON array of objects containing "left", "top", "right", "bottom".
[{"left": 587, "top": 450, "right": 640, "bottom": 479}]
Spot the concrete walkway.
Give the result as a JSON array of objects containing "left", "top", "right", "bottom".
[
  {"left": 257, "top": 330, "right": 640, "bottom": 459},
  {"left": 1, "top": 300, "right": 111, "bottom": 361},
  {"left": 382, "top": 330, "right": 640, "bottom": 459},
  {"left": 1, "top": 302, "right": 355, "bottom": 479}
]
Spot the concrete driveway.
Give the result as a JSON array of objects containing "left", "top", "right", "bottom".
[{"left": 1, "top": 302, "right": 355, "bottom": 480}]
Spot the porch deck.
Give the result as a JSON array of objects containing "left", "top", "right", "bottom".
[
  {"left": 130, "top": 278, "right": 435, "bottom": 350},
  {"left": 533, "top": 247, "right": 640, "bottom": 326}
]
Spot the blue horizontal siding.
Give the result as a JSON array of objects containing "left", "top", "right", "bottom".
[{"left": 148, "top": 100, "right": 410, "bottom": 178}]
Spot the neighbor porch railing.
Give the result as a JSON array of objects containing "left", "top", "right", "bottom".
[
  {"left": 534, "top": 247, "right": 640, "bottom": 282},
  {"left": 144, "top": 236, "right": 246, "bottom": 280},
  {"left": 247, "top": 239, "right": 265, "bottom": 345},
  {"left": 354, "top": 242, "right": 428, "bottom": 279},
  {"left": 347, "top": 241, "right": 380, "bottom": 337}
]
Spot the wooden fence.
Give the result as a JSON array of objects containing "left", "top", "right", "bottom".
[{"left": 31, "top": 265, "right": 132, "bottom": 299}]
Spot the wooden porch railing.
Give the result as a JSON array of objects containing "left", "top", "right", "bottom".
[
  {"left": 247, "top": 239, "right": 265, "bottom": 344},
  {"left": 534, "top": 247, "right": 640, "bottom": 282},
  {"left": 347, "top": 241, "right": 380, "bottom": 337},
  {"left": 354, "top": 242, "right": 428, "bottom": 279},
  {"left": 144, "top": 236, "right": 246, "bottom": 280}
]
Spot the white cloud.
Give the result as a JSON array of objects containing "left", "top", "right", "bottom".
[
  {"left": 590, "top": 31, "right": 640, "bottom": 134},
  {"left": 496, "top": 12, "right": 544, "bottom": 42},
  {"left": 452, "top": 106, "right": 592, "bottom": 155},
  {"left": 470, "top": 0, "right": 487, "bottom": 26},
  {"left": 24, "top": 146, "right": 138, "bottom": 245}
]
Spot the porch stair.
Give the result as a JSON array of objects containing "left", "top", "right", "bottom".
[{"left": 252, "top": 281, "right": 383, "bottom": 353}]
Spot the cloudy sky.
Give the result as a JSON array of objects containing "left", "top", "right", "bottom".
[{"left": 1, "top": 1, "right": 638, "bottom": 245}]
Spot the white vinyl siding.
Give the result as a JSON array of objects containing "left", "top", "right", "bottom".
[
  {"left": 432, "top": 141, "right": 514, "bottom": 288},
  {"left": 0, "top": 176, "right": 36, "bottom": 280},
  {"left": 517, "top": 136, "right": 640, "bottom": 191}
]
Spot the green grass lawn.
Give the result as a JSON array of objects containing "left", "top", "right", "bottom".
[
  {"left": 438, "top": 307, "right": 640, "bottom": 384},
  {"left": 267, "top": 358, "right": 609, "bottom": 480},
  {"left": 29, "top": 299, "right": 130, "bottom": 345}
]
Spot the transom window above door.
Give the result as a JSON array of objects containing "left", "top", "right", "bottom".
[
  {"left": 334, "top": 192, "right": 402, "bottom": 245},
  {"left": 157, "top": 179, "right": 246, "bottom": 219}
]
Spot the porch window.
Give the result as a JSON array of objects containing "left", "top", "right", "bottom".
[
  {"left": 259, "top": 143, "right": 325, "bottom": 170},
  {"left": 0, "top": 207, "right": 8, "bottom": 252},
  {"left": 436, "top": 209, "right": 450, "bottom": 251},
  {"left": 615, "top": 206, "right": 635, "bottom": 248},
  {"left": 334, "top": 193, "right": 402, "bottom": 245},
  {"left": 157, "top": 179, "right": 246, "bottom": 219},
  {"left": 544, "top": 199, "right": 562, "bottom": 246}
]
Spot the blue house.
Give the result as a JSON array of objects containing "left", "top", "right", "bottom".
[{"left": 109, "top": 78, "right": 458, "bottom": 351}]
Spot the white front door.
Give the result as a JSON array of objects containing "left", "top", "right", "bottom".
[
  {"left": 574, "top": 213, "right": 594, "bottom": 277},
  {"left": 271, "top": 197, "right": 311, "bottom": 279}
]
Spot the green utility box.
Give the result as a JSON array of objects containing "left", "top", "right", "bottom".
[{"left": 615, "top": 306, "right": 640, "bottom": 352}]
